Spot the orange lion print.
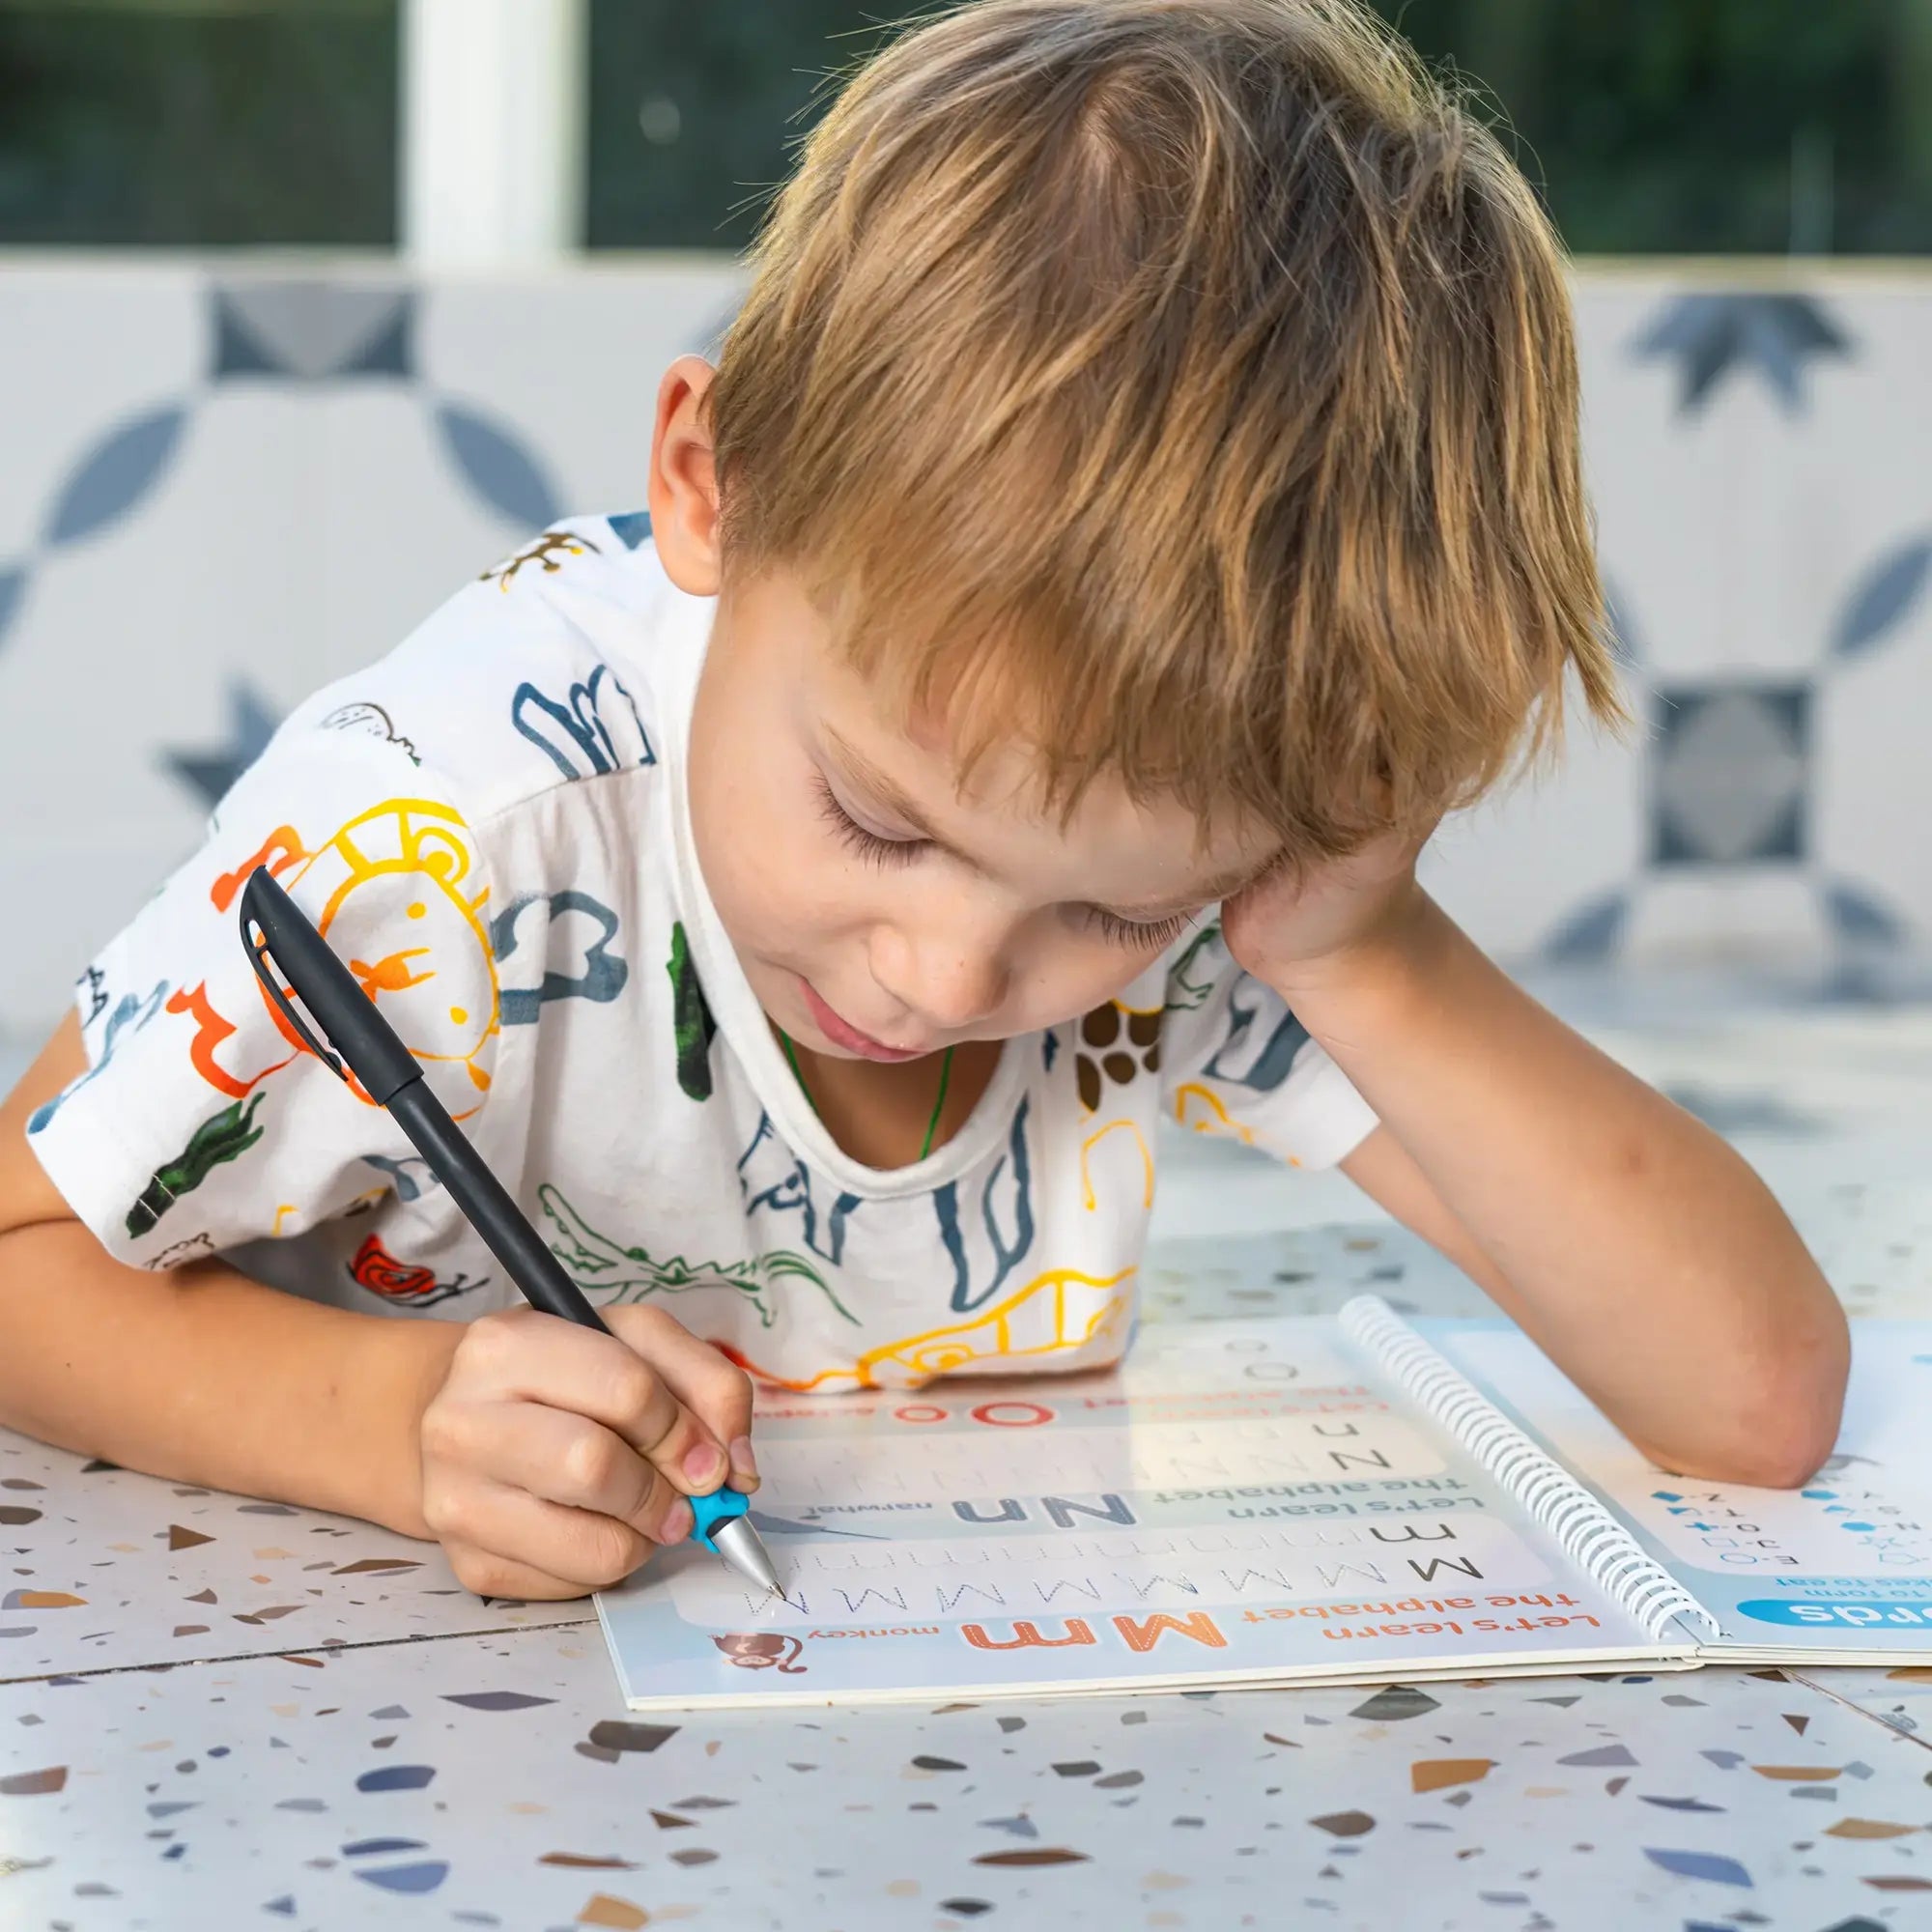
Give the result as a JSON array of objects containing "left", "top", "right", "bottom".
[{"left": 713, "top": 1633, "right": 807, "bottom": 1673}]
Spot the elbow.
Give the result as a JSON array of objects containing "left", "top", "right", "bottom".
[
  {"left": 1639, "top": 1306, "right": 1851, "bottom": 1492},
  {"left": 1714, "top": 1409, "right": 1840, "bottom": 1492}
]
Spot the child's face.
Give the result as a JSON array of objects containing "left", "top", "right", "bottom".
[{"left": 688, "top": 564, "right": 1278, "bottom": 1061}]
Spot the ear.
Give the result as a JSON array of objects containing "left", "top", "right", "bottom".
[{"left": 647, "top": 355, "right": 722, "bottom": 596}]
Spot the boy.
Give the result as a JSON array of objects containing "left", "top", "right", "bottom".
[{"left": 0, "top": 0, "right": 1846, "bottom": 1604}]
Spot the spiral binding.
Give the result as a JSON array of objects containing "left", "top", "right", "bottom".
[{"left": 1339, "top": 1295, "right": 1719, "bottom": 1642}]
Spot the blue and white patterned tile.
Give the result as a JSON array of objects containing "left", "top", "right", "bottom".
[
  {"left": 416, "top": 266, "right": 748, "bottom": 515},
  {"left": 1433, "top": 273, "right": 1932, "bottom": 975},
  {"left": 0, "top": 381, "right": 522, "bottom": 1018},
  {"left": 5, "top": 265, "right": 1931, "bottom": 1005},
  {"left": 210, "top": 277, "right": 417, "bottom": 385},
  {"left": 1584, "top": 279, "right": 1865, "bottom": 689},
  {"left": 1815, "top": 550, "right": 1932, "bottom": 957},
  {"left": 0, "top": 263, "right": 204, "bottom": 562},
  {"left": 304, "top": 386, "right": 540, "bottom": 679},
  {"left": 1420, "top": 719, "right": 1646, "bottom": 969}
]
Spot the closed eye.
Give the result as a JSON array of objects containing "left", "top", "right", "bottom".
[
  {"left": 1083, "top": 906, "right": 1198, "bottom": 951},
  {"left": 813, "top": 771, "right": 923, "bottom": 868},
  {"left": 816, "top": 763, "right": 1198, "bottom": 947}
]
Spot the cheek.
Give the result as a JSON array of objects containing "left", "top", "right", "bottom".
[
  {"left": 1005, "top": 931, "right": 1168, "bottom": 1035},
  {"left": 691, "top": 746, "right": 849, "bottom": 949}
]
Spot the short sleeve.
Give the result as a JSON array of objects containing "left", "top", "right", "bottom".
[
  {"left": 1157, "top": 922, "right": 1378, "bottom": 1170},
  {"left": 26, "top": 727, "right": 500, "bottom": 1272}
]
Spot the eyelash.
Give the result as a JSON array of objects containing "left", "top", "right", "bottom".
[
  {"left": 811, "top": 772, "right": 1196, "bottom": 950},
  {"left": 814, "top": 772, "right": 923, "bottom": 869},
  {"left": 1085, "top": 907, "right": 1196, "bottom": 952}
]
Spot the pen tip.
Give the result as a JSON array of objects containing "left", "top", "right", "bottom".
[{"left": 711, "top": 1515, "right": 781, "bottom": 1598}]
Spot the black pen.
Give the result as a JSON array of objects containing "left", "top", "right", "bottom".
[{"left": 238, "top": 865, "right": 778, "bottom": 1597}]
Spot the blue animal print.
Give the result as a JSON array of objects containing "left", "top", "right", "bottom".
[
  {"left": 489, "top": 890, "right": 629, "bottom": 1026},
  {"left": 736, "top": 1112, "right": 862, "bottom": 1265},
  {"left": 1164, "top": 923, "right": 1222, "bottom": 1012},
  {"left": 28, "top": 981, "right": 169, "bottom": 1133},
  {"left": 935, "top": 1094, "right": 1036, "bottom": 1313},
  {"left": 1201, "top": 976, "right": 1310, "bottom": 1092},
  {"left": 78, "top": 964, "right": 110, "bottom": 1027},
  {"left": 359, "top": 1151, "right": 441, "bottom": 1204},
  {"left": 510, "top": 662, "right": 654, "bottom": 781}
]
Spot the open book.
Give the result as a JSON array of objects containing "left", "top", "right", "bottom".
[{"left": 595, "top": 1298, "right": 1931, "bottom": 1710}]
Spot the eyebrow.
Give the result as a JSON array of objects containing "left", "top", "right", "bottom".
[
  {"left": 1117, "top": 860, "right": 1276, "bottom": 920},
  {"left": 821, "top": 726, "right": 1275, "bottom": 918},
  {"left": 823, "top": 726, "right": 951, "bottom": 844}
]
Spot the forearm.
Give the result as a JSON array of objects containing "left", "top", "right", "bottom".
[
  {"left": 1285, "top": 895, "right": 1848, "bottom": 1483},
  {"left": 0, "top": 1220, "right": 461, "bottom": 1537}
]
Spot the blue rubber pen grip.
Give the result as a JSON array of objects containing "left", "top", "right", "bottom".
[{"left": 687, "top": 1486, "right": 750, "bottom": 1552}]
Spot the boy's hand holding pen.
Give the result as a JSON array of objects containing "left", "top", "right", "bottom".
[
  {"left": 417, "top": 1301, "right": 760, "bottom": 1602},
  {"left": 240, "top": 866, "right": 777, "bottom": 1604}
]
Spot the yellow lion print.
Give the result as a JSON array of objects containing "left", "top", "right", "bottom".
[
  {"left": 1172, "top": 1081, "right": 1300, "bottom": 1166},
  {"left": 187, "top": 799, "right": 498, "bottom": 1119}
]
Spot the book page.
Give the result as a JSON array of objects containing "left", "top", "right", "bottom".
[
  {"left": 1432, "top": 1321, "right": 1932, "bottom": 1653},
  {"left": 596, "top": 1316, "right": 1684, "bottom": 1709}
]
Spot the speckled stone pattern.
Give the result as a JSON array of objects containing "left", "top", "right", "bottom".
[
  {"left": 7, "top": 1626, "right": 1932, "bottom": 1928},
  {"left": 5, "top": 995, "right": 1932, "bottom": 1926},
  {"left": 0, "top": 1451, "right": 582, "bottom": 1680}
]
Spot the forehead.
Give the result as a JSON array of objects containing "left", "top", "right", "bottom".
[
  {"left": 728, "top": 557, "right": 1278, "bottom": 895},
  {"left": 808, "top": 640, "right": 1275, "bottom": 908}
]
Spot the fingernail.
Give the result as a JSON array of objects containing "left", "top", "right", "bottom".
[
  {"left": 728, "top": 1435, "right": 758, "bottom": 1488},
  {"left": 683, "top": 1442, "right": 723, "bottom": 1488},
  {"left": 659, "top": 1497, "right": 694, "bottom": 1545}
]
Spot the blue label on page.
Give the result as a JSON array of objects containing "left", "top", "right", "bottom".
[{"left": 1739, "top": 1599, "right": 1932, "bottom": 1629}]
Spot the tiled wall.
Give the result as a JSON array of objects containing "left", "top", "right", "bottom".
[
  {"left": 1, "top": 259, "right": 1928, "bottom": 1028},
  {"left": 1421, "top": 270, "right": 1932, "bottom": 998}
]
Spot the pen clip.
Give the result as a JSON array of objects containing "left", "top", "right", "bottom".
[
  {"left": 241, "top": 898, "right": 347, "bottom": 1085},
  {"left": 238, "top": 867, "right": 424, "bottom": 1106}
]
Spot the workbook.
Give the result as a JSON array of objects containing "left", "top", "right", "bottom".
[{"left": 595, "top": 1298, "right": 1932, "bottom": 1709}]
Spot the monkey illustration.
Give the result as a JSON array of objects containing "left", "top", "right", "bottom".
[{"left": 712, "top": 1632, "right": 807, "bottom": 1673}]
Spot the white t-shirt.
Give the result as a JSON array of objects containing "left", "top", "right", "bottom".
[{"left": 27, "top": 517, "right": 1377, "bottom": 1392}]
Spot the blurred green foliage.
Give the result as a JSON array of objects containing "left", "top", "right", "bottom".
[
  {"left": 1, "top": 0, "right": 1927, "bottom": 254},
  {"left": 588, "top": 0, "right": 1932, "bottom": 255},
  {"left": 0, "top": 0, "right": 395, "bottom": 245},
  {"left": 1385, "top": 0, "right": 1932, "bottom": 254}
]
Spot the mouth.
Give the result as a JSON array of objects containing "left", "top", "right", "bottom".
[{"left": 798, "top": 979, "right": 929, "bottom": 1063}]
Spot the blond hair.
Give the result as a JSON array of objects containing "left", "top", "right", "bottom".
[{"left": 708, "top": 0, "right": 1622, "bottom": 858}]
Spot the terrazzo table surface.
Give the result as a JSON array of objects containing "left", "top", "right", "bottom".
[{"left": 5, "top": 992, "right": 1932, "bottom": 1931}]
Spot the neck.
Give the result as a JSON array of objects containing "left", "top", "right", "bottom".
[{"left": 771, "top": 1026, "right": 1002, "bottom": 1169}]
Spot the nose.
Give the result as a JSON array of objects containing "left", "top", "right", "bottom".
[{"left": 869, "top": 901, "right": 1011, "bottom": 1034}]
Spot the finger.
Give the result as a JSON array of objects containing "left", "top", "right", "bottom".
[
  {"left": 440, "top": 1540, "right": 596, "bottom": 1604},
  {"left": 430, "top": 1477, "right": 659, "bottom": 1595},
  {"left": 604, "top": 1306, "right": 759, "bottom": 1490},
  {"left": 456, "top": 1308, "right": 725, "bottom": 1496},
  {"left": 429, "top": 1398, "right": 690, "bottom": 1543}
]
